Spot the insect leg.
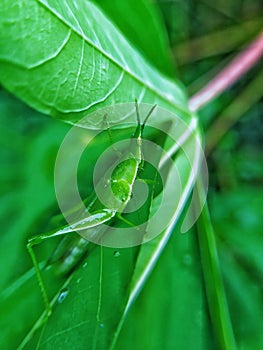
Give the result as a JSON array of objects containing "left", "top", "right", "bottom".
[
  {"left": 27, "top": 238, "right": 53, "bottom": 319},
  {"left": 27, "top": 227, "right": 81, "bottom": 319},
  {"left": 27, "top": 208, "right": 116, "bottom": 319},
  {"left": 27, "top": 227, "right": 92, "bottom": 320},
  {"left": 115, "top": 212, "right": 138, "bottom": 228}
]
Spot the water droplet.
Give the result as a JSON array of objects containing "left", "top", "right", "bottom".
[
  {"left": 182, "top": 254, "right": 192, "bottom": 266},
  {"left": 100, "top": 323, "right": 104, "bottom": 328},
  {"left": 104, "top": 179, "right": 110, "bottom": 188},
  {"left": 83, "top": 262, "right": 88, "bottom": 268},
  {"left": 77, "top": 278, "right": 82, "bottom": 284},
  {"left": 114, "top": 250, "right": 120, "bottom": 257},
  {"left": 58, "top": 288, "right": 69, "bottom": 303}
]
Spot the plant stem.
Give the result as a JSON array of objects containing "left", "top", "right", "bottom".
[
  {"left": 196, "top": 180, "right": 237, "bottom": 350},
  {"left": 189, "top": 30, "right": 263, "bottom": 112}
]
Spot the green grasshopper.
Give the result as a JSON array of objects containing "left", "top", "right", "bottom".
[{"left": 27, "top": 100, "right": 157, "bottom": 318}]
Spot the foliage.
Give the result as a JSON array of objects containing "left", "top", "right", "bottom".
[{"left": 0, "top": 0, "right": 262, "bottom": 349}]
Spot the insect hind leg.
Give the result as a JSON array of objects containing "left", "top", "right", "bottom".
[{"left": 27, "top": 241, "right": 52, "bottom": 320}]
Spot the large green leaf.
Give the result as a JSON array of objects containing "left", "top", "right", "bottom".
[
  {"left": 0, "top": 0, "right": 188, "bottom": 125},
  {"left": 115, "top": 225, "right": 215, "bottom": 350},
  {"left": 0, "top": 90, "right": 72, "bottom": 348},
  {"left": 0, "top": 1, "right": 210, "bottom": 350},
  {"left": 0, "top": 110, "right": 204, "bottom": 350}
]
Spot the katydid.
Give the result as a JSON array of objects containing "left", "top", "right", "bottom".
[{"left": 27, "top": 101, "right": 157, "bottom": 318}]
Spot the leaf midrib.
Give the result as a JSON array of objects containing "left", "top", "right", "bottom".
[{"left": 38, "top": 0, "right": 189, "bottom": 114}]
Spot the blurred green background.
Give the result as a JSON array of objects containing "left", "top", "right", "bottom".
[{"left": 0, "top": 0, "right": 262, "bottom": 349}]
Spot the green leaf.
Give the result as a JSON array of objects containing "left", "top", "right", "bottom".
[
  {"left": 0, "top": 0, "right": 188, "bottom": 124},
  {"left": 0, "top": 1, "right": 206, "bottom": 349},
  {"left": 115, "top": 225, "right": 215, "bottom": 350},
  {"left": 196, "top": 198, "right": 237, "bottom": 350},
  {"left": 0, "top": 90, "right": 72, "bottom": 349},
  {"left": 0, "top": 94, "right": 203, "bottom": 350}
]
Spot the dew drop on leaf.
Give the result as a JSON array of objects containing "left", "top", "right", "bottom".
[
  {"left": 58, "top": 288, "right": 69, "bottom": 304},
  {"left": 182, "top": 254, "right": 192, "bottom": 266}
]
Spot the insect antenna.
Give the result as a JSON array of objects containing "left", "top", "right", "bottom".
[
  {"left": 135, "top": 98, "right": 141, "bottom": 125},
  {"left": 134, "top": 98, "right": 157, "bottom": 129},
  {"left": 142, "top": 104, "right": 157, "bottom": 130}
]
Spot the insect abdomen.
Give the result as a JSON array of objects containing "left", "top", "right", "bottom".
[
  {"left": 111, "top": 179, "right": 131, "bottom": 204},
  {"left": 112, "top": 157, "right": 138, "bottom": 182},
  {"left": 110, "top": 157, "right": 139, "bottom": 210}
]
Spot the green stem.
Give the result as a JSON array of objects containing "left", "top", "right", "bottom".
[{"left": 196, "top": 179, "right": 237, "bottom": 350}]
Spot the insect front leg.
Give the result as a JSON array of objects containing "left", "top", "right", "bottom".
[
  {"left": 26, "top": 228, "right": 78, "bottom": 320},
  {"left": 27, "top": 235, "right": 55, "bottom": 320},
  {"left": 27, "top": 208, "right": 116, "bottom": 321}
]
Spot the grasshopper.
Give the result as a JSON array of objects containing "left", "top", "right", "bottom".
[{"left": 27, "top": 100, "right": 157, "bottom": 317}]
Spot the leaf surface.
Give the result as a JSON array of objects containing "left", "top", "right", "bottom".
[{"left": 0, "top": 0, "right": 188, "bottom": 124}]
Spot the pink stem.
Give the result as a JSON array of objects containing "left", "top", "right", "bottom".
[{"left": 189, "top": 30, "right": 263, "bottom": 112}]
